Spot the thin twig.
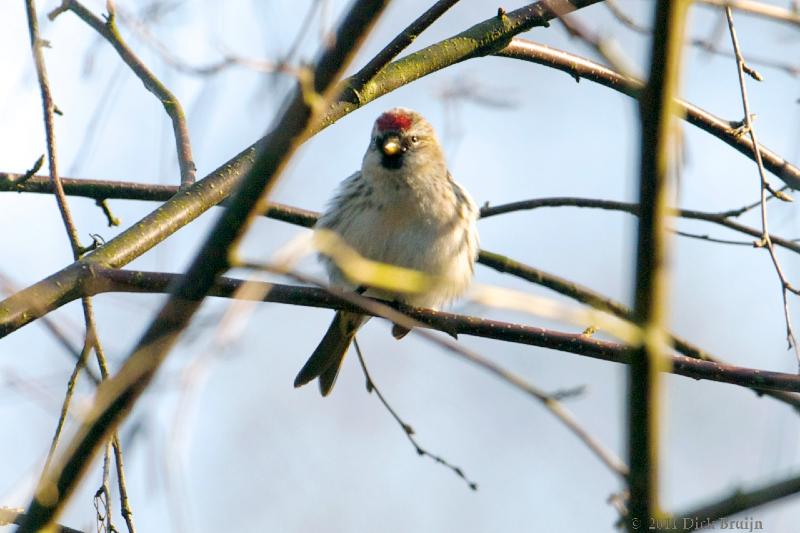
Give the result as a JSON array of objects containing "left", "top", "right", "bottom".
[
  {"left": 352, "top": 338, "right": 478, "bottom": 490},
  {"left": 84, "top": 296, "right": 138, "bottom": 533},
  {"left": 49, "top": 0, "right": 196, "bottom": 186},
  {"left": 24, "top": 0, "right": 83, "bottom": 258},
  {"left": 479, "top": 196, "right": 800, "bottom": 255},
  {"left": 111, "top": 435, "right": 136, "bottom": 533},
  {"left": 715, "top": 185, "right": 789, "bottom": 217},
  {"left": 673, "top": 229, "right": 754, "bottom": 246},
  {"left": 43, "top": 340, "right": 93, "bottom": 473},
  {"left": 347, "top": 0, "right": 462, "bottom": 99},
  {"left": 692, "top": 37, "right": 800, "bottom": 78},
  {"left": 699, "top": 0, "right": 800, "bottom": 27},
  {"left": 725, "top": 6, "right": 800, "bottom": 367}
]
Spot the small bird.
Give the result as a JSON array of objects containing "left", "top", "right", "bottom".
[{"left": 294, "top": 107, "right": 479, "bottom": 395}]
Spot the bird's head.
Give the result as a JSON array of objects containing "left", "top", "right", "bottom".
[{"left": 363, "top": 108, "right": 446, "bottom": 179}]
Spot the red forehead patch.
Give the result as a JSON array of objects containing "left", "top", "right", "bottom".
[{"left": 376, "top": 111, "right": 413, "bottom": 132}]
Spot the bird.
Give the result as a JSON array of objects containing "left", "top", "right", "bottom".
[{"left": 294, "top": 107, "right": 479, "bottom": 395}]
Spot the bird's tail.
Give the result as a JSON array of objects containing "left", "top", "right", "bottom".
[{"left": 294, "top": 311, "right": 364, "bottom": 396}]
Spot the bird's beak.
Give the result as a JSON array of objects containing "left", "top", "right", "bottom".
[{"left": 381, "top": 135, "right": 402, "bottom": 157}]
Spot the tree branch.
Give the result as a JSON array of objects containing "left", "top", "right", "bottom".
[
  {"left": 75, "top": 267, "right": 800, "bottom": 395},
  {"left": 49, "top": 0, "right": 196, "bottom": 186},
  {"left": 663, "top": 472, "right": 800, "bottom": 532},
  {"left": 16, "top": 1, "right": 391, "bottom": 530},
  {"left": 24, "top": 0, "right": 83, "bottom": 258},
  {"left": 627, "top": 1, "right": 689, "bottom": 528},
  {"left": 496, "top": 38, "right": 800, "bottom": 190}
]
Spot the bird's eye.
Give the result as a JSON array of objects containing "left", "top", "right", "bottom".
[{"left": 411, "top": 136, "right": 419, "bottom": 143}]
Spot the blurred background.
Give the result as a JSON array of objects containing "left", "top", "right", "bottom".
[{"left": 2, "top": 0, "right": 800, "bottom": 531}]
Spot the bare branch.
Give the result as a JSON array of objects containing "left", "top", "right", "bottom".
[
  {"left": 49, "top": 0, "right": 196, "bottom": 186},
  {"left": 16, "top": 2, "right": 391, "bottom": 529},
  {"left": 495, "top": 38, "right": 800, "bottom": 190},
  {"left": 0, "top": 508, "right": 84, "bottom": 533},
  {"left": 698, "top": 0, "right": 800, "bottom": 28},
  {"left": 663, "top": 472, "right": 800, "bottom": 532},
  {"left": 725, "top": 6, "right": 800, "bottom": 365},
  {"left": 347, "top": 0, "right": 463, "bottom": 99},
  {"left": 352, "top": 338, "right": 479, "bottom": 490},
  {"left": 24, "top": 0, "right": 83, "bottom": 258},
  {"left": 78, "top": 268, "right": 800, "bottom": 396},
  {"left": 627, "top": 1, "right": 690, "bottom": 528}
]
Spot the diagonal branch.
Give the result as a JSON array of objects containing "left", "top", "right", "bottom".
[
  {"left": 0, "top": 0, "right": 604, "bottom": 338},
  {"left": 347, "top": 0, "right": 462, "bottom": 95},
  {"left": 15, "top": 2, "right": 391, "bottom": 530},
  {"left": 496, "top": 38, "right": 800, "bottom": 190}
]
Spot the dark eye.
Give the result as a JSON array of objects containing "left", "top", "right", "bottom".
[{"left": 411, "top": 136, "right": 419, "bottom": 143}]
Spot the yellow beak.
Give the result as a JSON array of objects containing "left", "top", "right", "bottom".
[{"left": 381, "top": 136, "right": 402, "bottom": 157}]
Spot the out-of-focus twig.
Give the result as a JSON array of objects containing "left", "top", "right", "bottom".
[
  {"left": 698, "top": 0, "right": 800, "bottom": 28},
  {"left": 494, "top": 38, "right": 800, "bottom": 190},
  {"left": 627, "top": 0, "right": 690, "bottom": 528},
  {"left": 604, "top": 0, "right": 649, "bottom": 33},
  {"left": 480, "top": 196, "right": 800, "bottom": 255}
]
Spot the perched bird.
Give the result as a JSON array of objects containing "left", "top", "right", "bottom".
[{"left": 294, "top": 107, "right": 479, "bottom": 395}]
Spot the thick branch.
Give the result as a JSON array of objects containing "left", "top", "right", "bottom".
[
  {"left": 627, "top": 1, "right": 689, "bottom": 527},
  {"left": 348, "top": 0, "right": 462, "bottom": 93}
]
